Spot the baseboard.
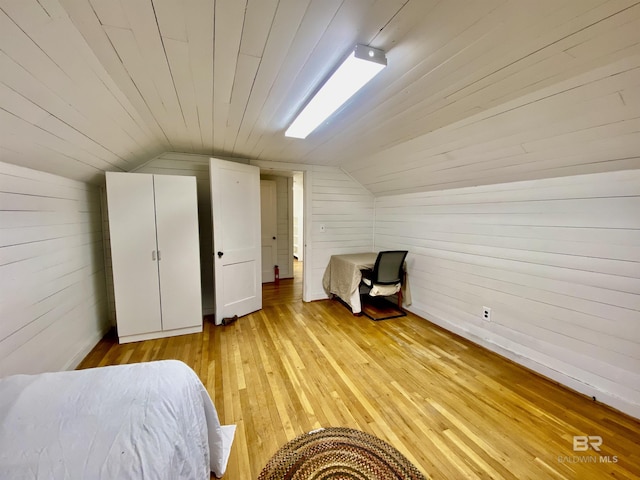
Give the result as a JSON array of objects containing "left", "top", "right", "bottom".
[
  {"left": 118, "top": 325, "right": 202, "bottom": 344},
  {"left": 63, "top": 326, "right": 111, "bottom": 371},
  {"left": 408, "top": 303, "right": 640, "bottom": 420},
  {"left": 309, "top": 291, "right": 330, "bottom": 302}
]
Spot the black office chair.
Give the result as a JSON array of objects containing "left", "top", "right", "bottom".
[{"left": 360, "top": 250, "right": 408, "bottom": 311}]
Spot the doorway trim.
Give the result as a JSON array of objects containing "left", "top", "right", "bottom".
[{"left": 250, "top": 160, "right": 313, "bottom": 302}]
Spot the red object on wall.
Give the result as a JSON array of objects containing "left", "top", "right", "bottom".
[{"left": 274, "top": 265, "right": 280, "bottom": 285}]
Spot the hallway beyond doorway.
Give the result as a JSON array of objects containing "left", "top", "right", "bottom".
[{"left": 263, "top": 259, "right": 302, "bottom": 307}]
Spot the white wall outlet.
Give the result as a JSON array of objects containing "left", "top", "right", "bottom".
[{"left": 482, "top": 306, "right": 491, "bottom": 322}]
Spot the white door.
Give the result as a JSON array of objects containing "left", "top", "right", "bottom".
[
  {"left": 260, "top": 180, "right": 277, "bottom": 283},
  {"left": 154, "top": 175, "right": 203, "bottom": 331},
  {"left": 105, "top": 172, "right": 162, "bottom": 337},
  {"left": 210, "top": 158, "right": 262, "bottom": 324}
]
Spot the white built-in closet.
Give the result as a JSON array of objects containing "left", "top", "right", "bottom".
[{"left": 106, "top": 172, "right": 202, "bottom": 344}]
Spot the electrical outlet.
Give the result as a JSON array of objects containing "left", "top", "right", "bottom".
[{"left": 482, "top": 306, "right": 491, "bottom": 322}]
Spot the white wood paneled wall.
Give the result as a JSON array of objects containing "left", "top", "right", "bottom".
[
  {"left": 374, "top": 170, "right": 640, "bottom": 418},
  {"left": 308, "top": 166, "right": 375, "bottom": 299},
  {"left": 0, "top": 161, "right": 109, "bottom": 376}
]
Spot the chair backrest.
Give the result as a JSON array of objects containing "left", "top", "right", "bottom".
[{"left": 372, "top": 250, "right": 408, "bottom": 285}]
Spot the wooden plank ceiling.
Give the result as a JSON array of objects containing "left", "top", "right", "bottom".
[{"left": 1, "top": 0, "right": 639, "bottom": 191}]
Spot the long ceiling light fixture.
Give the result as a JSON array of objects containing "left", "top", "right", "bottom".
[{"left": 285, "top": 44, "right": 387, "bottom": 139}]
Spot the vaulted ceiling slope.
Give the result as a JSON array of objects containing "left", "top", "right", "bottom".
[{"left": 1, "top": 0, "right": 639, "bottom": 193}]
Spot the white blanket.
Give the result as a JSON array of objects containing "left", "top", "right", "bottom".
[{"left": 0, "top": 360, "right": 235, "bottom": 479}]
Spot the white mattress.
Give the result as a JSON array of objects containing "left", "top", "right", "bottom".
[{"left": 0, "top": 360, "right": 235, "bottom": 479}]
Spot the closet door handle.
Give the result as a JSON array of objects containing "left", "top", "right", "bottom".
[
  {"left": 217, "top": 251, "right": 224, "bottom": 258},
  {"left": 157, "top": 250, "right": 162, "bottom": 261},
  {"left": 152, "top": 250, "right": 157, "bottom": 261}
]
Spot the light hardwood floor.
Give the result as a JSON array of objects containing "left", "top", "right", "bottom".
[{"left": 80, "top": 260, "right": 640, "bottom": 479}]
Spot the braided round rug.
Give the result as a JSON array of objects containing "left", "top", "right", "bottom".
[{"left": 258, "top": 427, "right": 426, "bottom": 479}]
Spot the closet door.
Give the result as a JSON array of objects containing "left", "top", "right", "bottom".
[
  {"left": 106, "top": 172, "right": 162, "bottom": 337},
  {"left": 154, "top": 175, "right": 203, "bottom": 331}
]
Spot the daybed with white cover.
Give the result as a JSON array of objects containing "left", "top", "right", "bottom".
[{"left": 0, "top": 360, "right": 235, "bottom": 479}]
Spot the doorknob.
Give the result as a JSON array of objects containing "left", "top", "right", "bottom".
[
  {"left": 272, "top": 236, "right": 276, "bottom": 240},
  {"left": 217, "top": 251, "right": 224, "bottom": 258}
]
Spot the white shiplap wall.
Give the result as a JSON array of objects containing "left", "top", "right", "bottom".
[
  {"left": 0, "top": 161, "right": 109, "bottom": 376},
  {"left": 374, "top": 169, "right": 640, "bottom": 418},
  {"left": 308, "top": 166, "right": 375, "bottom": 299}
]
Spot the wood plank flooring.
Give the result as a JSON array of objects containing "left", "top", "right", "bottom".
[{"left": 79, "top": 261, "right": 640, "bottom": 479}]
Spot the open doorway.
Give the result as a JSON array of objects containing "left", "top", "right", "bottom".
[
  {"left": 292, "top": 172, "right": 304, "bottom": 300},
  {"left": 259, "top": 171, "right": 304, "bottom": 305},
  {"left": 293, "top": 173, "right": 304, "bottom": 263}
]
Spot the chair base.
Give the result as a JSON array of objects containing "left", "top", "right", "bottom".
[{"left": 360, "top": 295, "right": 407, "bottom": 321}]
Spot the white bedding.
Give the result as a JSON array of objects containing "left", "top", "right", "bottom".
[{"left": 0, "top": 360, "right": 235, "bottom": 479}]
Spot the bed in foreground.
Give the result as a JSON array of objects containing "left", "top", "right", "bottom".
[{"left": 0, "top": 360, "right": 235, "bottom": 479}]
